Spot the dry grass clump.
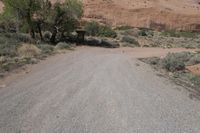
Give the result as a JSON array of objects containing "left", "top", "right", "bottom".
[{"left": 17, "top": 44, "right": 41, "bottom": 58}]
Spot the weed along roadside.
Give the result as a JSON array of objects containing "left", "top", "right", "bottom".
[{"left": 140, "top": 51, "right": 200, "bottom": 95}]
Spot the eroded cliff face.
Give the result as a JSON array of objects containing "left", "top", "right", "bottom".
[{"left": 83, "top": 0, "right": 200, "bottom": 31}]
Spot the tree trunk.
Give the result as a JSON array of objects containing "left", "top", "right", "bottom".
[
  {"left": 37, "top": 23, "right": 43, "bottom": 41},
  {"left": 50, "top": 27, "right": 57, "bottom": 44},
  {"left": 26, "top": 5, "right": 35, "bottom": 39},
  {"left": 30, "top": 28, "right": 35, "bottom": 39}
]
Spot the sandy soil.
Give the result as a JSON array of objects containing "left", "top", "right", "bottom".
[{"left": 187, "top": 64, "right": 200, "bottom": 74}]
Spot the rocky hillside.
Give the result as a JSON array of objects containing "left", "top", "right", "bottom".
[
  {"left": 83, "top": 0, "right": 200, "bottom": 31},
  {"left": 1, "top": 0, "right": 200, "bottom": 31}
]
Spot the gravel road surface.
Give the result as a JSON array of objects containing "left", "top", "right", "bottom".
[{"left": 0, "top": 47, "right": 200, "bottom": 133}]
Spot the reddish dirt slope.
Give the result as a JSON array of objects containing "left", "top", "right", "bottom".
[{"left": 83, "top": 0, "right": 200, "bottom": 31}]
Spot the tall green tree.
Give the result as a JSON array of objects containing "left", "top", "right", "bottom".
[
  {"left": 47, "top": 0, "right": 83, "bottom": 43},
  {"left": 1, "top": 0, "right": 43, "bottom": 38},
  {"left": 1, "top": 0, "right": 83, "bottom": 43}
]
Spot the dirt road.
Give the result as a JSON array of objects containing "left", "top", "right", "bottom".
[{"left": 0, "top": 47, "right": 200, "bottom": 133}]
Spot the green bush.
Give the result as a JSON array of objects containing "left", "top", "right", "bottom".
[
  {"left": 43, "top": 31, "right": 52, "bottom": 42},
  {"left": 85, "top": 21, "right": 100, "bottom": 36},
  {"left": 3, "top": 33, "right": 32, "bottom": 43},
  {"left": 122, "top": 36, "right": 139, "bottom": 46},
  {"left": 99, "top": 26, "right": 117, "bottom": 38},
  {"left": 85, "top": 21, "right": 117, "bottom": 38},
  {"left": 187, "top": 54, "right": 200, "bottom": 66},
  {"left": 188, "top": 74, "right": 200, "bottom": 87},
  {"left": 14, "top": 33, "right": 32, "bottom": 42},
  {"left": 178, "top": 32, "right": 197, "bottom": 38},
  {"left": 161, "top": 53, "right": 186, "bottom": 72}
]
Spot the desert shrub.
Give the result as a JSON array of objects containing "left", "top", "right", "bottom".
[
  {"left": 17, "top": 44, "right": 41, "bottom": 58},
  {"left": 1, "top": 61, "right": 15, "bottom": 72},
  {"left": 178, "top": 32, "right": 197, "bottom": 38},
  {"left": 138, "top": 29, "right": 147, "bottom": 36},
  {"left": 85, "top": 21, "right": 117, "bottom": 38},
  {"left": 161, "top": 53, "right": 187, "bottom": 72},
  {"left": 85, "top": 21, "right": 100, "bottom": 36},
  {"left": 0, "top": 34, "right": 20, "bottom": 57},
  {"left": 188, "top": 74, "right": 200, "bottom": 87},
  {"left": 55, "top": 42, "right": 72, "bottom": 50},
  {"left": 120, "top": 29, "right": 139, "bottom": 37},
  {"left": 122, "top": 36, "right": 139, "bottom": 44},
  {"left": 187, "top": 54, "right": 200, "bottom": 65},
  {"left": 98, "top": 26, "right": 117, "bottom": 38},
  {"left": 14, "top": 33, "right": 32, "bottom": 42},
  {"left": 169, "top": 52, "right": 193, "bottom": 63},
  {"left": 0, "top": 36, "right": 7, "bottom": 44},
  {"left": 101, "top": 39, "right": 120, "bottom": 48},
  {"left": 0, "top": 43, "right": 17, "bottom": 57},
  {"left": 138, "top": 28, "right": 154, "bottom": 37},
  {"left": 85, "top": 37, "right": 102, "bottom": 46},
  {"left": 161, "top": 30, "right": 178, "bottom": 37},
  {"left": 161, "top": 31, "right": 197, "bottom": 38},
  {"left": 0, "top": 33, "right": 35, "bottom": 57},
  {"left": 85, "top": 37, "right": 119, "bottom": 48},
  {"left": 115, "top": 25, "right": 133, "bottom": 30},
  {"left": 43, "top": 31, "right": 52, "bottom": 42},
  {"left": 0, "top": 56, "right": 37, "bottom": 72},
  {"left": 178, "top": 52, "right": 193, "bottom": 61},
  {"left": 37, "top": 44, "right": 54, "bottom": 54},
  {"left": 3, "top": 33, "right": 32, "bottom": 43},
  {"left": 148, "top": 57, "right": 160, "bottom": 65}
]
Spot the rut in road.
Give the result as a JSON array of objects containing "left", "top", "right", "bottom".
[{"left": 0, "top": 47, "right": 200, "bottom": 133}]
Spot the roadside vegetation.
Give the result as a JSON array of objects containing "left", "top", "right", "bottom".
[
  {"left": 140, "top": 51, "right": 200, "bottom": 90},
  {"left": 114, "top": 25, "right": 133, "bottom": 31},
  {"left": 0, "top": 0, "right": 82, "bottom": 76},
  {"left": 85, "top": 21, "right": 117, "bottom": 38},
  {"left": 112, "top": 25, "right": 200, "bottom": 48},
  {"left": 0, "top": 33, "right": 74, "bottom": 74},
  {"left": 161, "top": 30, "right": 198, "bottom": 38}
]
